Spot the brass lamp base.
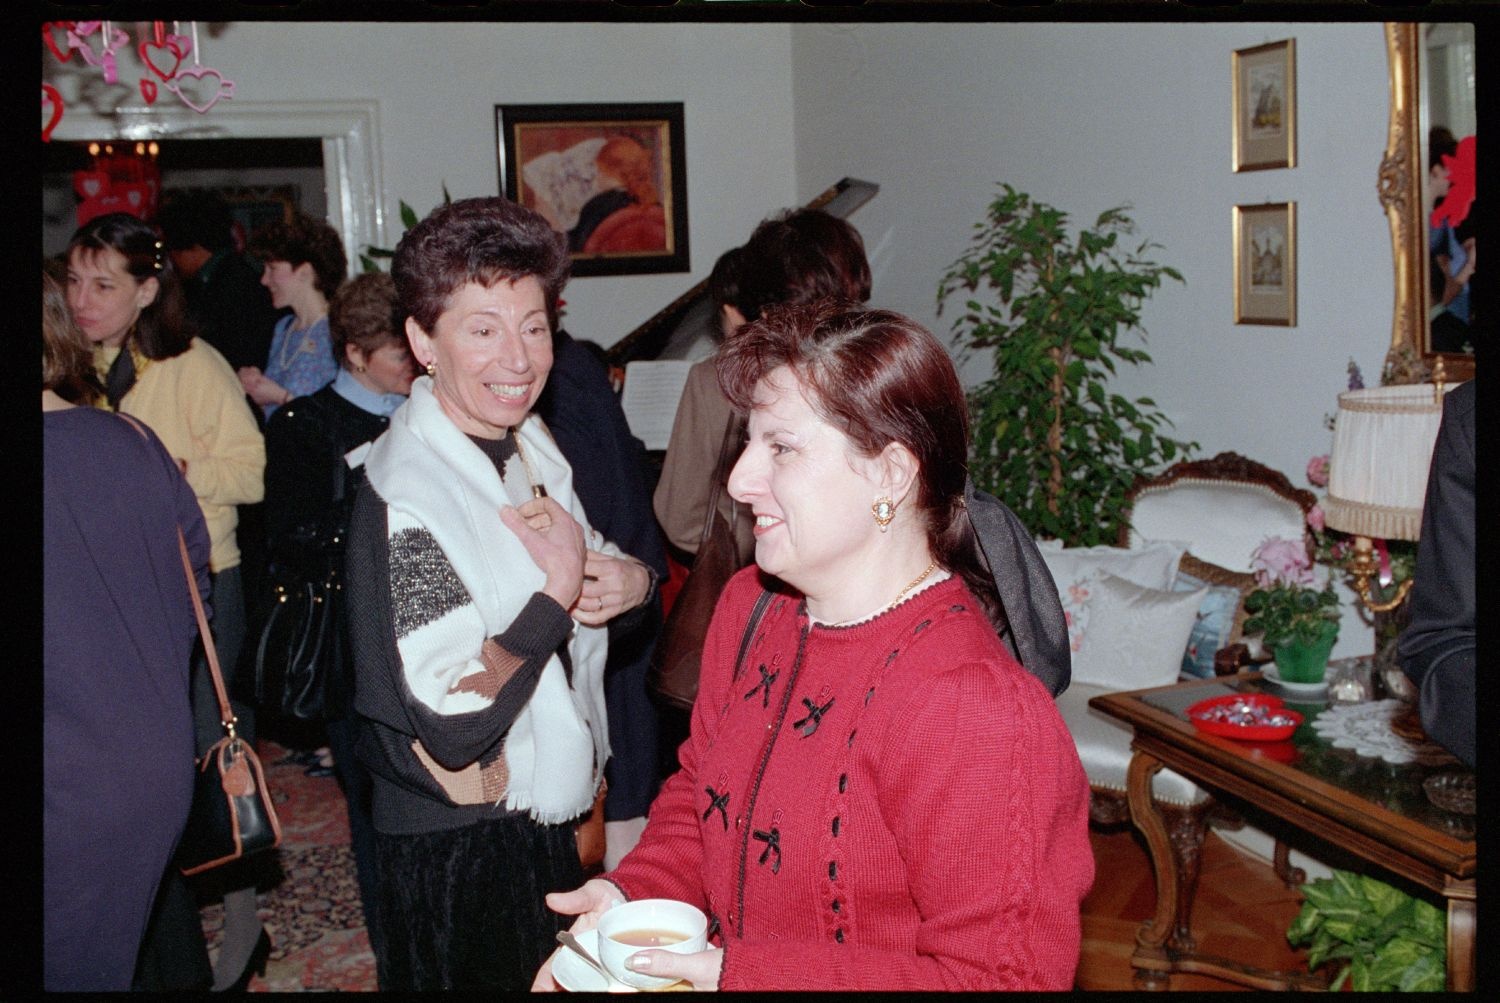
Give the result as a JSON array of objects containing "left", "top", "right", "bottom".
[{"left": 1346, "top": 535, "right": 1414, "bottom": 613}]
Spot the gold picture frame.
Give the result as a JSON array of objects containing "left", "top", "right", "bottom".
[
  {"left": 1232, "top": 39, "right": 1297, "bottom": 172},
  {"left": 1233, "top": 202, "right": 1296, "bottom": 326}
]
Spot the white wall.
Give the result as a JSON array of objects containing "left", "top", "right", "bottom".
[
  {"left": 791, "top": 22, "right": 1393, "bottom": 657},
  {"left": 47, "top": 19, "right": 1396, "bottom": 655},
  {"left": 46, "top": 21, "right": 799, "bottom": 349}
]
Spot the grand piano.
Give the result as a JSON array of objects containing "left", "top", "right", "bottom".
[{"left": 602, "top": 177, "right": 880, "bottom": 371}]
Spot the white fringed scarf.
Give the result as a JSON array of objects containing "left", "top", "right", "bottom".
[{"left": 364, "top": 376, "right": 610, "bottom": 823}]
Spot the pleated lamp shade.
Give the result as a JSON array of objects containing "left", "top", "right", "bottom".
[{"left": 1321, "top": 384, "right": 1451, "bottom": 542}]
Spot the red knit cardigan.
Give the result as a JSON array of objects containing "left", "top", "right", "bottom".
[{"left": 607, "top": 566, "right": 1094, "bottom": 990}]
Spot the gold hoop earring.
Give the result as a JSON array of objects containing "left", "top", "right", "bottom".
[{"left": 872, "top": 497, "right": 895, "bottom": 533}]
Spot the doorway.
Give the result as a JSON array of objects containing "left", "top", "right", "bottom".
[{"left": 43, "top": 100, "right": 385, "bottom": 274}]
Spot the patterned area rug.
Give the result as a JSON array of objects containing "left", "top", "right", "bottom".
[{"left": 198, "top": 740, "right": 378, "bottom": 992}]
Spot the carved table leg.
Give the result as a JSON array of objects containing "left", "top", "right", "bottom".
[
  {"left": 1446, "top": 879, "right": 1475, "bottom": 991},
  {"left": 1125, "top": 750, "right": 1176, "bottom": 990},
  {"left": 1272, "top": 838, "right": 1305, "bottom": 889},
  {"left": 1157, "top": 802, "right": 1211, "bottom": 954}
]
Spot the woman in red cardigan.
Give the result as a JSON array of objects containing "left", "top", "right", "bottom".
[{"left": 534, "top": 301, "right": 1094, "bottom": 991}]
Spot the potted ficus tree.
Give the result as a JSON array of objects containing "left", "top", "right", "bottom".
[
  {"left": 937, "top": 184, "right": 1195, "bottom": 546},
  {"left": 1243, "top": 536, "right": 1341, "bottom": 684}
]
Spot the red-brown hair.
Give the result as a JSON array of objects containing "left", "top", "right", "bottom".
[{"left": 717, "top": 300, "right": 1004, "bottom": 628}]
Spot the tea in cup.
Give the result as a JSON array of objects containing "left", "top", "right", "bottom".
[{"left": 595, "top": 898, "right": 708, "bottom": 990}]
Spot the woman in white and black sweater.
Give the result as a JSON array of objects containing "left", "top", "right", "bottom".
[{"left": 344, "top": 197, "right": 655, "bottom": 991}]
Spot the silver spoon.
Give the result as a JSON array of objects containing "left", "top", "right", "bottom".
[{"left": 556, "top": 930, "right": 612, "bottom": 982}]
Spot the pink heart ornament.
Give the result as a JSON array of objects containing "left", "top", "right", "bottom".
[
  {"left": 68, "top": 22, "right": 129, "bottom": 81},
  {"left": 165, "top": 66, "right": 236, "bottom": 114}
]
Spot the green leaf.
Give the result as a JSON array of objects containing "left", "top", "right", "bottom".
[
  {"left": 1398, "top": 951, "right": 1446, "bottom": 992},
  {"left": 399, "top": 200, "right": 420, "bottom": 230}
]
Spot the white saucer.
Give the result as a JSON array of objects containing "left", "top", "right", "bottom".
[
  {"left": 552, "top": 929, "right": 637, "bottom": 993},
  {"left": 1262, "top": 665, "right": 1329, "bottom": 700}
]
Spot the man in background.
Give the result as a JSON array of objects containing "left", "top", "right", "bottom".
[{"left": 157, "top": 190, "right": 285, "bottom": 374}]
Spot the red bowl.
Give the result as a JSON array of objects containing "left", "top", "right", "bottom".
[{"left": 1187, "top": 693, "right": 1303, "bottom": 743}]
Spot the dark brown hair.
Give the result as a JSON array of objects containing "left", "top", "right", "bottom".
[
  {"left": 328, "top": 272, "right": 403, "bottom": 367},
  {"left": 67, "top": 212, "right": 195, "bottom": 361},
  {"left": 392, "top": 196, "right": 570, "bottom": 335},
  {"left": 717, "top": 300, "right": 1003, "bottom": 628},
  {"left": 43, "top": 269, "right": 102, "bottom": 404},
  {"left": 248, "top": 211, "right": 348, "bottom": 296},
  {"left": 733, "top": 209, "right": 872, "bottom": 322}
]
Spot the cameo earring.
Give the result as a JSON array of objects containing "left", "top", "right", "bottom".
[{"left": 872, "top": 497, "right": 895, "bottom": 532}]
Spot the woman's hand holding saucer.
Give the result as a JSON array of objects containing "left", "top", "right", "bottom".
[{"left": 531, "top": 878, "right": 628, "bottom": 992}]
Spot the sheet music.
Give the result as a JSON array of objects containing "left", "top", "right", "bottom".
[{"left": 620, "top": 359, "right": 695, "bottom": 451}]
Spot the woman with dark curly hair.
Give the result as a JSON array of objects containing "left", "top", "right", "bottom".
[
  {"left": 240, "top": 210, "right": 349, "bottom": 417},
  {"left": 344, "top": 196, "right": 658, "bottom": 990}
]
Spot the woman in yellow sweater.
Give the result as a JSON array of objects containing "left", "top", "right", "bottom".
[{"left": 66, "top": 212, "right": 269, "bottom": 991}]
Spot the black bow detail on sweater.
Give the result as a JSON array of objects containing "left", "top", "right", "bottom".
[
  {"left": 792, "top": 696, "right": 835, "bottom": 737},
  {"left": 703, "top": 786, "right": 731, "bottom": 830},
  {"left": 752, "top": 826, "right": 781, "bottom": 874},
  {"left": 744, "top": 663, "right": 779, "bottom": 709}
]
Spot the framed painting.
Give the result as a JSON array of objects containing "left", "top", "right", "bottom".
[
  {"left": 1233, "top": 202, "right": 1297, "bottom": 326},
  {"left": 497, "top": 102, "right": 689, "bottom": 277},
  {"left": 1232, "top": 39, "right": 1297, "bottom": 172}
]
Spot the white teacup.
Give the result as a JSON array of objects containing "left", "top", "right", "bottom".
[{"left": 595, "top": 898, "right": 709, "bottom": 990}]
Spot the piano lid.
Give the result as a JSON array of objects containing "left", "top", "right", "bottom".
[{"left": 603, "top": 177, "right": 879, "bottom": 367}]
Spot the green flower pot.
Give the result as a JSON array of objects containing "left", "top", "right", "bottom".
[{"left": 1272, "top": 626, "right": 1339, "bottom": 684}]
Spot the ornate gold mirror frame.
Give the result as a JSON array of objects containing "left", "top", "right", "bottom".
[{"left": 1379, "top": 23, "right": 1476, "bottom": 385}]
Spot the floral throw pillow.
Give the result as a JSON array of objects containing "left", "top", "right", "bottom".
[{"left": 1038, "top": 540, "right": 1186, "bottom": 658}]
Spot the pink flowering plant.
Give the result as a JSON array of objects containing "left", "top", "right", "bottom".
[{"left": 1243, "top": 536, "right": 1340, "bottom": 649}]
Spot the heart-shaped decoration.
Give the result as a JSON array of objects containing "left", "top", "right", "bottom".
[
  {"left": 165, "top": 65, "right": 236, "bottom": 115},
  {"left": 69, "top": 22, "right": 129, "bottom": 79},
  {"left": 42, "top": 84, "right": 65, "bottom": 143},
  {"left": 42, "top": 21, "right": 76, "bottom": 63},
  {"left": 138, "top": 35, "right": 189, "bottom": 81},
  {"left": 140, "top": 77, "right": 158, "bottom": 104},
  {"left": 74, "top": 170, "right": 109, "bottom": 200}
]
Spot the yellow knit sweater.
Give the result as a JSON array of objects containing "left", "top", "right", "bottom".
[{"left": 94, "top": 338, "right": 265, "bottom": 572}]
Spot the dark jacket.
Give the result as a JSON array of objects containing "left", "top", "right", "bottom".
[{"left": 1399, "top": 379, "right": 1475, "bottom": 768}]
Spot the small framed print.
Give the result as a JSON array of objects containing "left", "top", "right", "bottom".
[
  {"left": 1233, "top": 202, "right": 1296, "bottom": 326},
  {"left": 1232, "top": 38, "right": 1296, "bottom": 172},
  {"left": 496, "top": 102, "right": 689, "bottom": 277}
]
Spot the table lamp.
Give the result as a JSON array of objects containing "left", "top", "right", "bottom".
[{"left": 1320, "top": 381, "right": 1451, "bottom": 612}]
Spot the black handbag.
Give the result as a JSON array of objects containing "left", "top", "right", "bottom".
[
  {"left": 251, "top": 429, "right": 356, "bottom": 723},
  {"left": 253, "top": 570, "right": 341, "bottom": 722},
  {"left": 174, "top": 529, "right": 283, "bottom": 877}
]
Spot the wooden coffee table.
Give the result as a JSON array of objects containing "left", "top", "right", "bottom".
[{"left": 1090, "top": 672, "right": 1475, "bottom": 991}]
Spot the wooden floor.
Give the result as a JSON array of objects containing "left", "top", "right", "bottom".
[{"left": 1076, "top": 823, "right": 1316, "bottom": 991}]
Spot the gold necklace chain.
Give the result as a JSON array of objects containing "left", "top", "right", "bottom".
[
  {"left": 823, "top": 559, "right": 940, "bottom": 627},
  {"left": 896, "top": 560, "right": 939, "bottom": 601}
]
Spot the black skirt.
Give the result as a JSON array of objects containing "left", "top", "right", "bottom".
[{"left": 371, "top": 812, "right": 584, "bottom": 991}]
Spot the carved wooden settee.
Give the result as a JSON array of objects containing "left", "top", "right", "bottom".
[{"left": 1050, "top": 452, "right": 1317, "bottom": 944}]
